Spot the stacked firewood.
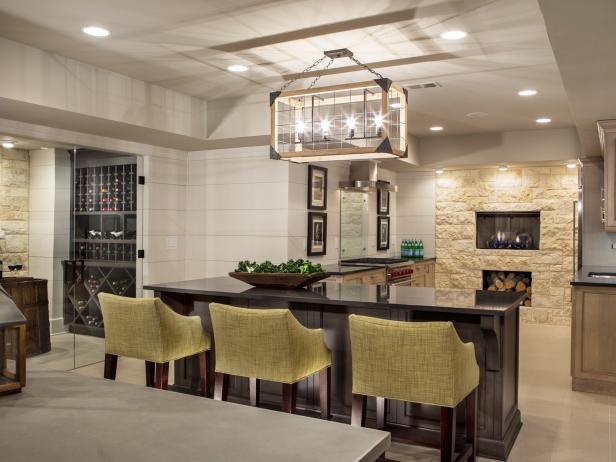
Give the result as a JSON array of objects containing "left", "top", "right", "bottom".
[{"left": 485, "top": 271, "right": 532, "bottom": 306}]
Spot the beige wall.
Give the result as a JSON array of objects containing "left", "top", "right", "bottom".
[
  {"left": 0, "top": 36, "right": 207, "bottom": 144},
  {"left": 0, "top": 147, "right": 29, "bottom": 275},
  {"left": 419, "top": 127, "right": 581, "bottom": 168},
  {"left": 435, "top": 166, "right": 578, "bottom": 325}
]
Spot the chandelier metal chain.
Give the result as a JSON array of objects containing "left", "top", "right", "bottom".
[
  {"left": 348, "top": 55, "right": 384, "bottom": 80},
  {"left": 277, "top": 49, "right": 384, "bottom": 92},
  {"left": 307, "top": 58, "right": 334, "bottom": 89},
  {"left": 278, "top": 55, "right": 329, "bottom": 92}
]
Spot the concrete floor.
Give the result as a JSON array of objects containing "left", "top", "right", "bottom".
[{"left": 32, "top": 323, "right": 614, "bottom": 461}]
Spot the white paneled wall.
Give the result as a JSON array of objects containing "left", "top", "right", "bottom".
[
  {"left": 142, "top": 155, "right": 188, "bottom": 285},
  {"left": 395, "top": 171, "right": 436, "bottom": 258},
  {"left": 288, "top": 161, "right": 349, "bottom": 266},
  {"left": 185, "top": 146, "right": 293, "bottom": 279},
  {"left": 28, "top": 149, "right": 71, "bottom": 333}
]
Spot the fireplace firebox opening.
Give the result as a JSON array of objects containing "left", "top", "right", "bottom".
[{"left": 476, "top": 211, "right": 540, "bottom": 250}]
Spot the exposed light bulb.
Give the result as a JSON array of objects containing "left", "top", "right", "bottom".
[
  {"left": 1, "top": 142, "right": 15, "bottom": 149},
  {"left": 498, "top": 165, "right": 508, "bottom": 171},
  {"left": 374, "top": 114, "right": 384, "bottom": 128},
  {"left": 346, "top": 117, "right": 356, "bottom": 129},
  {"left": 295, "top": 121, "right": 305, "bottom": 134},
  {"left": 320, "top": 119, "right": 330, "bottom": 133},
  {"left": 389, "top": 102, "right": 402, "bottom": 109}
]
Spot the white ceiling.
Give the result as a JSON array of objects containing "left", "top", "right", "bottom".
[
  {"left": 0, "top": 0, "right": 575, "bottom": 138},
  {"left": 539, "top": 0, "right": 616, "bottom": 156}
]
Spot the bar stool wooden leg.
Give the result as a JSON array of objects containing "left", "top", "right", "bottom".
[
  {"left": 17, "top": 325, "right": 26, "bottom": 387},
  {"left": 319, "top": 367, "right": 331, "bottom": 420},
  {"left": 214, "top": 372, "right": 229, "bottom": 401},
  {"left": 250, "top": 378, "right": 260, "bottom": 406},
  {"left": 465, "top": 388, "right": 478, "bottom": 462},
  {"left": 351, "top": 394, "right": 367, "bottom": 427},
  {"left": 440, "top": 406, "right": 456, "bottom": 462},
  {"left": 155, "top": 362, "right": 169, "bottom": 390},
  {"left": 376, "top": 397, "right": 387, "bottom": 429},
  {"left": 281, "top": 382, "right": 297, "bottom": 413},
  {"left": 104, "top": 354, "right": 118, "bottom": 380},
  {"left": 145, "top": 361, "right": 155, "bottom": 387},
  {"left": 198, "top": 351, "right": 212, "bottom": 397}
]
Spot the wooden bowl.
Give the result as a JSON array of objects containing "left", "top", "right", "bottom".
[{"left": 228, "top": 272, "right": 330, "bottom": 289}]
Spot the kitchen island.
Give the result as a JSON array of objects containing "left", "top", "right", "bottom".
[{"left": 144, "top": 277, "right": 525, "bottom": 460}]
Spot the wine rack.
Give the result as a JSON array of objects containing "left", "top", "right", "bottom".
[{"left": 64, "top": 157, "right": 138, "bottom": 337}]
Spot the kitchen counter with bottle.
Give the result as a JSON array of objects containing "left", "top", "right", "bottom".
[{"left": 145, "top": 277, "right": 523, "bottom": 460}]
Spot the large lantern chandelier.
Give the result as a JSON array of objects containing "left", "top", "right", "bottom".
[{"left": 270, "top": 49, "right": 408, "bottom": 163}]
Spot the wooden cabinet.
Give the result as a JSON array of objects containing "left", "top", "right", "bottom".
[
  {"left": 571, "top": 285, "right": 616, "bottom": 395},
  {"left": 410, "top": 261, "right": 435, "bottom": 288},
  {"left": 598, "top": 120, "right": 616, "bottom": 231},
  {"left": 326, "top": 268, "right": 386, "bottom": 285}
]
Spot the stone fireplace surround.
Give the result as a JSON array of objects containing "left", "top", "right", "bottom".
[{"left": 435, "top": 166, "right": 578, "bottom": 325}]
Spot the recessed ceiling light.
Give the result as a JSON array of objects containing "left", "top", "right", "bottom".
[
  {"left": 227, "top": 64, "right": 248, "bottom": 72},
  {"left": 536, "top": 117, "right": 552, "bottom": 124},
  {"left": 435, "top": 168, "right": 444, "bottom": 174},
  {"left": 566, "top": 162, "right": 577, "bottom": 169},
  {"left": 518, "top": 89, "right": 538, "bottom": 97},
  {"left": 82, "top": 26, "right": 110, "bottom": 37},
  {"left": 2, "top": 142, "right": 15, "bottom": 149},
  {"left": 430, "top": 126, "right": 444, "bottom": 132},
  {"left": 498, "top": 165, "right": 508, "bottom": 171},
  {"left": 440, "top": 30, "right": 467, "bottom": 40},
  {"left": 466, "top": 111, "right": 488, "bottom": 118}
]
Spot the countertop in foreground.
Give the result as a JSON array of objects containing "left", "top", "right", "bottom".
[
  {"left": 571, "top": 266, "right": 616, "bottom": 287},
  {"left": 145, "top": 277, "right": 525, "bottom": 316}
]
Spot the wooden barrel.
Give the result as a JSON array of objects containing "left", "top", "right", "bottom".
[{"left": 0, "top": 277, "right": 51, "bottom": 356}]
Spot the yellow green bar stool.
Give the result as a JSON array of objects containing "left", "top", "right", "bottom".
[
  {"left": 209, "top": 303, "right": 332, "bottom": 417},
  {"left": 99, "top": 293, "right": 212, "bottom": 396},
  {"left": 349, "top": 315, "right": 480, "bottom": 462}
]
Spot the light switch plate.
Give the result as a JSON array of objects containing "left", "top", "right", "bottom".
[{"left": 166, "top": 237, "right": 178, "bottom": 250}]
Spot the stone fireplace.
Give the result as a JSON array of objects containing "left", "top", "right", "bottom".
[{"left": 435, "top": 166, "right": 578, "bottom": 325}]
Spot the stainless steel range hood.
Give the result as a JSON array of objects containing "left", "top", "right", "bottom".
[{"left": 339, "top": 161, "right": 398, "bottom": 192}]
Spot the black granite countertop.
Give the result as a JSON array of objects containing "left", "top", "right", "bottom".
[
  {"left": 145, "top": 277, "right": 525, "bottom": 316},
  {"left": 571, "top": 266, "right": 616, "bottom": 287}
]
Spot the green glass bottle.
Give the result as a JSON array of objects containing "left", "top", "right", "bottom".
[
  {"left": 419, "top": 240, "right": 424, "bottom": 259},
  {"left": 410, "top": 239, "right": 416, "bottom": 258}
]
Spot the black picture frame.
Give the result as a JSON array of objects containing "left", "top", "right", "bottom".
[
  {"left": 377, "top": 216, "right": 390, "bottom": 251},
  {"left": 377, "top": 183, "right": 390, "bottom": 215},
  {"left": 307, "top": 212, "right": 327, "bottom": 256},
  {"left": 308, "top": 165, "right": 328, "bottom": 210}
]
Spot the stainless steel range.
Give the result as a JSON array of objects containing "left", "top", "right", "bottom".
[{"left": 341, "top": 258, "right": 414, "bottom": 286}]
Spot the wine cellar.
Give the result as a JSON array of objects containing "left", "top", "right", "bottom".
[{"left": 63, "top": 151, "right": 140, "bottom": 337}]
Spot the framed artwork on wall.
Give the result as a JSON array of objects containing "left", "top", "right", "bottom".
[
  {"left": 377, "top": 216, "right": 390, "bottom": 251},
  {"left": 308, "top": 165, "right": 328, "bottom": 210},
  {"left": 377, "top": 183, "right": 390, "bottom": 215},
  {"left": 307, "top": 212, "right": 327, "bottom": 256}
]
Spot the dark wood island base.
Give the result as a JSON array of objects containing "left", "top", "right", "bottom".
[{"left": 147, "top": 278, "right": 523, "bottom": 460}]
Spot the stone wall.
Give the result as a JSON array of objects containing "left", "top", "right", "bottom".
[
  {"left": 0, "top": 148, "right": 29, "bottom": 274},
  {"left": 435, "top": 167, "right": 578, "bottom": 325}
]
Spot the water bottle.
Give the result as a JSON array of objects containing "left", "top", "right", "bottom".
[
  {"left": 409, "top": 239, "right": 415, "bottom": 258},
  {"left": 403, "top": 240, "right": 409, "bottom": 259},
  {"left": 419, "top": 240, "right": 424, "bottom": 258}
]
